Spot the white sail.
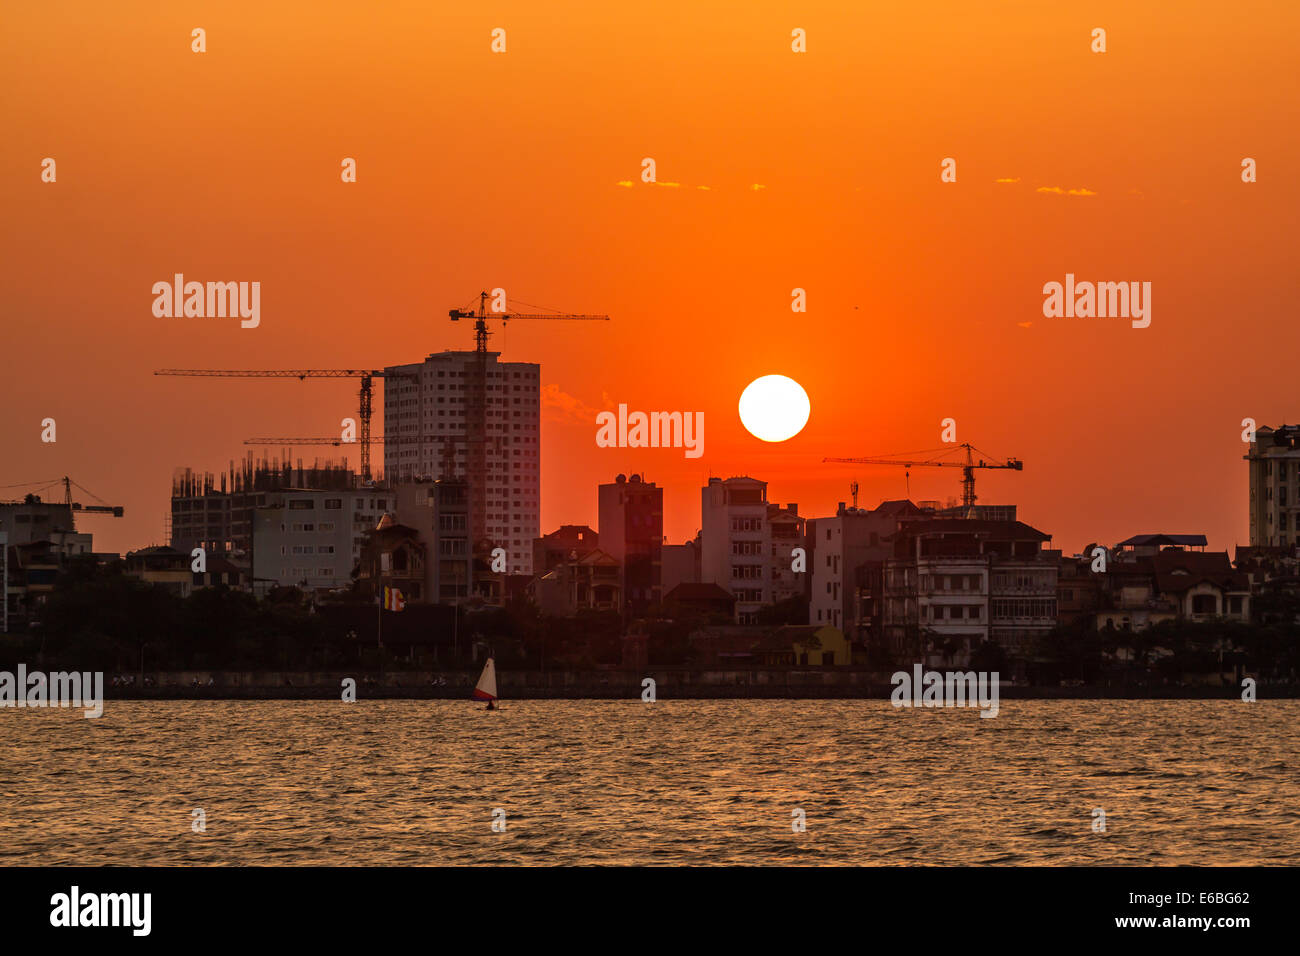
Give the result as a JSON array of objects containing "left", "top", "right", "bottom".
[{"left": 472, "top": 656, "right": 498, "bottom": 701}]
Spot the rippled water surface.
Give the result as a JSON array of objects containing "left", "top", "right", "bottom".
[{"left": 2, "top": 700, "right": 1297, "bottom": 865}]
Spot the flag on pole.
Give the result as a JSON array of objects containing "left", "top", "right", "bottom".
[{"left": 383, "top": 587, "right": 406, "bottom": 611}]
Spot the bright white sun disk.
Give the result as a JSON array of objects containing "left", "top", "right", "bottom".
[{"left": 738, "top": 375, "right": 810, "bottom": 442}]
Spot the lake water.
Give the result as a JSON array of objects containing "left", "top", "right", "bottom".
[{"left": 2, "top": 700, "right": 1296, "bottom": 865}]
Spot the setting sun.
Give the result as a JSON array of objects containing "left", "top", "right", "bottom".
[{"left": 738, "top": 374, "right": 811, "bottom": 443}]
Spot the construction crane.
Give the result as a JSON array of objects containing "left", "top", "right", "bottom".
[
  {"left": 824, "top": 443, "right": 1022, "bottom": 512},
  {"left": 447, "top": 291, "right": 610, "bottom": 548},
  {"left": 448, "top": 291, "right": 609, "bottom": 353},
  {"left": 155, "top": 369, "right": 415, "bottom": 483},
  {"left": 0, "top": 477, "right": 124, "bottom": 519}
]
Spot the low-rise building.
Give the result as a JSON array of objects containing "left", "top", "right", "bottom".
[
  {"left": 355, "top": 517, "right": 426, "bottom": 603},
  {"left": 661, "top": 535, "right": 701, "bottom": 596},
  {"left": 529, "top": 548, "right": 622, "bottom": 616},
  {"left": 533, "top": 525, "right": 598, "bottom": 573},
  {"left": 882, "top": 518, "right": 1057, "bottom": 667},
  {"left": 663, "top": 582, "right": 735, "bottom": 621},
  {"left": 753, "top": 624, "right": 850, "bottom": 667}
]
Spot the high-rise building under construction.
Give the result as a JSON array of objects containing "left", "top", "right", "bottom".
[{"left": 383, "top": 350, "right": 540, "bottom": 575}]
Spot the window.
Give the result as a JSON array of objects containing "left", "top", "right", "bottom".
[{"left": 289, "top": 499, "right": 314, "bottom": 510}]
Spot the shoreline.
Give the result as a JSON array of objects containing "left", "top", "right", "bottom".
[{"left": 98, "top": 685, "right": 1299, "bottom": 701}]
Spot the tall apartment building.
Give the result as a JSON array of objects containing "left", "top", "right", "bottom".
[
  {"left": 701, "top": 477, "right": 771, "bottom": 624},
  {"left": 598, "top": 474, "right": 663, "bottom": 610},
  {"left": 384, "top": 350, "right": 540, "bottom": 574},
  {"left": 881, "top": 518, "right": 1057, "bottom": 667},
  {"left": 1246, "top": 425, "right": 1300, "bottom": 547}
]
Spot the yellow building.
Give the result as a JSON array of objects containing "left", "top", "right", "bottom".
[{"left": 755, "top": 624, "right": 851, "bottom": 667}]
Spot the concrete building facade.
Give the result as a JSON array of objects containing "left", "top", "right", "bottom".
[
  {"left": 808, "top": 499, "right": 927, "bottom": 634},
  {"left": 1246, "top": 425, "right": 1300, "bottom": 548},
  {"left": 384, "top": 351, "right": 540, "bottom": 574},
  {"left": 252, "top": 487, "right": 392, "bottom": 593},
  {"left": 881, "top": 519, "right": 1058, "bottom": 667},
  {"left": 701, "top": 477, "right": 770, "bottom": 624},
  {"left": 767, "top": 502, "right": 805, "bottom": 605}
]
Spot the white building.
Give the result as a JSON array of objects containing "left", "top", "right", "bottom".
[
  {"left": 808, "top": 500, "right": 926, "bottom": 632},
  {"left": 252, "top": 488, "right": 392, "bottom": 591},
  {"left": 701, "top": 477, "right": 771, "bottom": 624},
  {"left": 384, "top": 350, "right": 540, "bottom": 574},
  {"left": 1246, "top": 425, "right": 1300, "bottom": 547}
]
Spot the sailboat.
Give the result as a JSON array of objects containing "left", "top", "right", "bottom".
[{"left": 472, "top": 656, "right": 499, "bottom": 710}]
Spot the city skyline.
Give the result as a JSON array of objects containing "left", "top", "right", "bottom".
[{"left": 4, "top": 2, "right": 1298, "bottom": 558}]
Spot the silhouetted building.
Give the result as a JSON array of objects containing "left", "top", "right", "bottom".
[
  {"left": 356, "top": 517, "right": 426, "bottom": 603},
  {"left": 1056, "top": 552, "right": 1103, "bottom": 628},
  {"left": 1116, "top": 533, "right": 1207, "bottom": 558},
  {"left": 664, "top": 582, "right": 735, "bottom": 621},
  {"left": 599, "top": 474, "right": 662, "bottom": 611},
  {"left": 393, "top": 478, "right": 480, "bottom": 604},
  {"left": 661, "top": 534, "right": 701, "bottom": 595},
  {"left": 529, "top": 548, "right": 622, "bottom": 616},
  {"left": 533, "top": 524, "right": 598, "bottom": 573},
  {"left": 882, "top": 518, "right": 1057, "bottom": 668}
]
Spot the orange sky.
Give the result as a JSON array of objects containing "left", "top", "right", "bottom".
[{"left": 3, "top": 1, "right": 1298, "bottom": 558}]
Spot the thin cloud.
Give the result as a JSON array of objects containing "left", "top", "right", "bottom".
[
  {"left": 1036, "top": 186, "right": 1097, "bottom": 197},
  {"left": 541, "top": 384, "right": 602, "bottom": 423},
  {"left": 995, "top": 177, "right": 1021, "bottom": 184}
]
